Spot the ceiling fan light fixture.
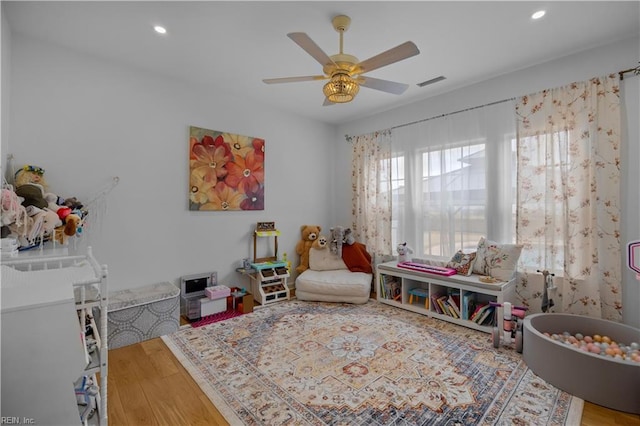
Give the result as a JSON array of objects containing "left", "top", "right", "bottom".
[{"left": 323, "top": 73, "right": 359, "bottom": 103}]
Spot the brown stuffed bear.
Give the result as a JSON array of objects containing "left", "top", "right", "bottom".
[{"left": 295, "top": 224, "right": 321, "bottom": 273}]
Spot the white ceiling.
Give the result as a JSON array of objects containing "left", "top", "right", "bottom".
[{"left": 3, "top": 1, "right": 639, "bottom": 125}]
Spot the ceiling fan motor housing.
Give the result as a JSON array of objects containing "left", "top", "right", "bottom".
[{"left": 323, "top": 72, "right": 359, "bottom": 103}]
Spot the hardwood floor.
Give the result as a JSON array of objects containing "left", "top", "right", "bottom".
[{"left": 108, "top": 337, "right": 640, "bottom": 426}]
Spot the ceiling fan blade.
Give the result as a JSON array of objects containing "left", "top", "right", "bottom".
[
  {"left": 287, "top": 32, "right": 336, "bottom": 67},
  {"left": 359, "top": 76, "right": 409, "bottom": 95},
  {"left": 356, "top": 41, "right": 419, "bottom": 74},
  {"left": 262, "top": 75, "right": 327, "bottom": 84}
]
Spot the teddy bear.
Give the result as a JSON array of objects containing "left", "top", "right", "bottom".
[
  {"left": 312, "top": 234, "right": 328, "bottom": 249},
  {"left": 295, "top": 224, "right": 321, "bottom": 273}
]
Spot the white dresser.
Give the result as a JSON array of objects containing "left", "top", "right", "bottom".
[{"left": 1, "top": 247, "right": 108, "bottom": 425}]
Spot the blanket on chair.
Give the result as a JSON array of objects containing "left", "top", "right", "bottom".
[{"left": 342, "top": 242, "right": 373, "bottom": 274}]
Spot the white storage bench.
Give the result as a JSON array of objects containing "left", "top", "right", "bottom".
[{"left": 108, "top": 281, "right": 180, "bottom": 349}]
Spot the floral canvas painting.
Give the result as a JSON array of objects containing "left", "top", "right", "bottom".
[{"left": 189, "top": 126, "right": 265, "bottom": 211}]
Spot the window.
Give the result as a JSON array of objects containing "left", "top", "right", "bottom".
[{"left": 388, "top": 100, "right": 517, "bottom": 258}]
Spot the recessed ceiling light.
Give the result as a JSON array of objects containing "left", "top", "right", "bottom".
[
  {"left": 531, "top": 10, "right": 546, "bottom": 20},
  {"left": 154, "top": 25, "right": 167, "bottom": 34}
]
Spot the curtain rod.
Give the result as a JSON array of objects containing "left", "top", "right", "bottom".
[
  {"left": 345, "top": 96, "right": 515, "bottom": 142},
  {"left": 345, "top": 66, "right": 639, "bottom": 142},
  {"left": 619, "top": 62, "right": 640, "bottom": 80}
]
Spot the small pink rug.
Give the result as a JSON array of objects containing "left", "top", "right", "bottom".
[{"left": 190, "top": 309, "right": 244, "bottom": 328}]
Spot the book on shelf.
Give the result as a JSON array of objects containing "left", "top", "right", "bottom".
[
  {"left": 470, "top": 303, "right": 491, "bottom": 322},
  {"left": 445, "top": 299, "right": 459, "bottom": 318},
  {"left": 475, "top": 306, "right": 495, "bottom": 325},
  {"left": 436, "top": 295, "right": 450, "bottom": 316},
  {"left": 379, "top": 275, "right": 392, "bottom": 299},
  {"left": 461, "top": 291, "right": 476, "bottom": 320},
  {"left": 479, "top": 308, "right": 496, "bottom": 326},
  {"left": 447, "top": 295, "right": 461, "bottom": 318},
  {"left": 430, "top": 294, "right": 443, "bottom": 314}
]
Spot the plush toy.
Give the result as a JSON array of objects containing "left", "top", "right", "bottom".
[
  {"left": 397, "top": 242, "right": 414, "bottom": 263},
  {"left": 329, "top": 226, "right": 345, "bottom": 257},
  {"left": 54, "top": 213, "right": 83, "bottom": 245},
  {"left": 63, "top": 197, "right": 84, "bottom": 210},
  {"left": 343, "top": 228, "right": 356, "bottom": 245},
  {"left": 14, "top": 165, "right": 48, "bottom": 209},
  {"left": 1, "top": 187, "right": 27, "bottom": 227},
  {"left": 14, "top": 165, "right": 47, "bottom": 188},
  {"left": 41, "top": 208, "right": 62, "bottom": 236},
  {"left": 295, "top": 224, "right": 321, "bottom": 273},
  {"left": 312, "top": 234, "right": 328, "bottom": 249},
  {"left": 15, "top": 183, "right": 47, "bottom": 209}
]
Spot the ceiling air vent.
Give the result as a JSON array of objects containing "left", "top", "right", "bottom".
[{"left": 417, "top": 75, "right": 446, "bottom": 87}]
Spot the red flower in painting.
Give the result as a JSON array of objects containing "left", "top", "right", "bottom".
[
  {"left": 240, "top": 186, "right": 264, "bottom": 210},
  {"left": 191, "top": 135, "right": 231, "bottom": 184},
  {"left": 202, "top": 134, "right": 232, "bottom": 158},
  {"left": 252, "top": 138, "right": 265, "bottom": 161},
  {"left": 225, "top": 151, "right": 264, "bottom": 193}
]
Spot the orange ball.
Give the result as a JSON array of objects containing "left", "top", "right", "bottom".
[
  {"left": 601, "top": 335, "right": 611, "bottom": 344},
  {"left": 594, "top": 334, "right": 602, "bottom": 342}
]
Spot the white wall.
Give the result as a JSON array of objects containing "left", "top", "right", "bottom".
[
  {"left": 336, "top": 36, "right": 640, "bottom": 327},
  {"left": 7, "top": 34, "right": 336, "bottom": 291},
  {"left": 1, "top": 9, "right": 11, "bottom": 180}
]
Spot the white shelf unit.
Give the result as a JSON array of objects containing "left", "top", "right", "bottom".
[
  {"left": 1, "top": 246, "right": 108, "bottom": 425},
  {"left": 377, "top": 261, "right": 516, "bottom": 333}
]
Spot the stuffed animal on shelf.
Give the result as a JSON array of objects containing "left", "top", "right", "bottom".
[
  {"left": 295, "top": 224, "right": 321, "bottom": 273},
  {"left": 397, "top": 242, "right": 414, "bottom": 263}
]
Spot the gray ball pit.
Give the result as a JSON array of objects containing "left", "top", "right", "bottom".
[{"left": 523, "top": 313, "right": 640, "bottom": 414}]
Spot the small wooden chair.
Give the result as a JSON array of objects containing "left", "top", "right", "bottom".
[{"left": 408, "top": 288, "right": 429, "bottom": 309}]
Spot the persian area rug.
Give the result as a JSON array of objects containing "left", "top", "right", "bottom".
[{"left": 161, "top": 300, "right": 583, "bottom": 425}]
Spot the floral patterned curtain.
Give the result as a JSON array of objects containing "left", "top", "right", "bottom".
[
  {"left": 351, "top": 131, "right": 392, "bottom": 266},
  {"left": 515, "top": 74, "right": 622, "bottom": 321}
]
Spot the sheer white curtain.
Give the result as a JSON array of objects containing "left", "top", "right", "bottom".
[
  {"left": 516, "top": 74, "right": 622, "bottom": 321},
  {"left": 351, "top": 131, "right": 392, "bottom": 265},
  {"left": 391, "top": 101, "right": 517, "bottom": 258}
]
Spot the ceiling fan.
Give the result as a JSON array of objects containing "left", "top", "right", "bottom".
[{"left": 262, "top": 15, "right": 420, "bottom": 105}]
